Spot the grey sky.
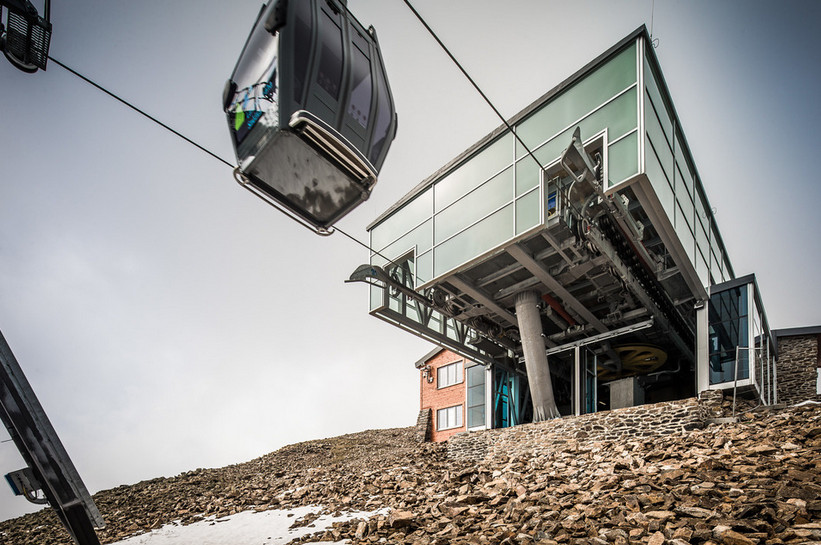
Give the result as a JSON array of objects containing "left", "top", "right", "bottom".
[{"left": 2, "top": 0, "right": 819, "bottom": 522}]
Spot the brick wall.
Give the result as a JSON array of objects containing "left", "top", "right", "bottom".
[
  {"left": 447, "top": 398, "right": 704, "bottom": 462},
  {"left": 777, "top": 334, "right": 821, "bottom": 406},
  {"left": 419, "top": 350, "right": 468, "bottom": 443}
]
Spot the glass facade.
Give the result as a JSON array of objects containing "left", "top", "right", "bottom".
[
  {"left": 709, "top": 286, "right": 749, "bottom": 383},
  {"left": 370, "top": 42, "right": 642, "bottom": 291},
  {"left": 368, "top": 32, "right": 734, "bottom": 299},
  {"left": 493, "top": 368, "right": 522, "bottom": 429},
  {"left": 366, "top": 29, "right": 743, "bottom": 396},
  {"left": 642, "top": 54, "right": 733, "bottom": 287},
  {"left": 706, "top": 276, "right": 777, "bottom": 403}
]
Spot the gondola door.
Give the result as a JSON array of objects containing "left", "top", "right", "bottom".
[
  {"left": 338, "top": 22, "right": 373, "bottom": 155},
  {"left": 304, "top": 1, "right": 346, "bottom": 129}
]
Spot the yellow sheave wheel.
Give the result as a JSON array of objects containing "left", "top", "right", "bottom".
[{"left": 598, "top": 344, "right": 668, "bottom": 380}]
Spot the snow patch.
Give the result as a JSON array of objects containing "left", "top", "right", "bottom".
[{"left": 108, "top": 505, "right": 384, "bottom": 545}]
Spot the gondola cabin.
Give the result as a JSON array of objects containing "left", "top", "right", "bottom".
[{"left": 224, "top": 0, "right": 398, "bottom": 234}]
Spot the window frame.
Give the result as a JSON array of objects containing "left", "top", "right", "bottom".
[
  {"left": 437, "top": 360, "right": 464, "bottom": 389},
  {"left": 436, "top": 404, "right": 464, "bottom": 431}
]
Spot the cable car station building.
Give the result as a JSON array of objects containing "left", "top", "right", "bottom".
[{"left": 350, "top": 27, "right": 786, "bottom": 434}]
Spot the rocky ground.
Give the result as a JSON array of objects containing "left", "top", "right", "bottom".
[{"left": 1, "top": 400, "right": 820, "bottom": 545}]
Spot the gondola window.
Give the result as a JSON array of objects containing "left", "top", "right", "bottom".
[{"left": 317, "top": 10, "right": 343, "bottom": 100}]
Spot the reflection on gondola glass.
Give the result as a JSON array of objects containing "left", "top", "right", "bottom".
[
  {"left": 317, "top": 10, "right": 343, "bottom": 99},
  {"left": 347, "top": 44, "right": 372, "bottom": 129},
  {"left": 292, "top": 0, "right": 313, "bottom": 102}
]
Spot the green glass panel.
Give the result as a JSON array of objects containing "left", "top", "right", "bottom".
[
  {"left": 533, "top": 126, "right": 575, "bottom": 166},
  {"left": 608, "top": 132, "right": 638, "bottom": 186},
  {"left": 696, "top": 248, "right": 709, "bottom": 287},
  {"left": 645, "top": 92, "right": 674, "bottom": 181},
  {"left": 709, "top": 224, "right": 724, "bottom": 278},
  {"left": 523, "top": 88, "right": 638, "bottom": 177},
  {"left": 467, "top": 365, "right": 485, "bottom": 387},
  {"left": 416, "top": 250, "right": 433, "bottom": 285},
  {"left": 675, "top": 202, "right": 695, "bottom": 264},
  {"left": 516, "top": 190, "right": 541, "bottom": 235},
  {"left": 719, "top": 252, "right": 728, "bottom": 282},
  {"left": 517, "top": 42, "right": 637, "bottom": 157},
  {"left": 434, "top": 167, "right": 513, "bottom": 244},
  {"left": 433, "top": 205, "right": 514, "bottom": 277},
  {"left": 468, "top": 386, "right": 484, "bottom": 407},
  {"left": 435, "top": 133, "right": 514, "bottom": 212},
  {"left": 375, "top": 219, "right": 432, "bottom": 266},
  {"left": 429, "top": 310, "right": 442, "bottom": 334},
  {"left": 583, "top": 88, "right": 637, "bottom": 144},
  {"left": 405, "top": 299, "right": 420, "bottom": 322},
  {"left": 677, "top": 189, "right": 694, "bottom": 233},
  {"left": 515, "top": 157, "right": 540, "bottom": 196},
  {"left": 695, "top": 187, "right": 709, "bottom": 226},
  {"left": 446, "top": 321, "right": 459, "bottom": 341},
  {"left": 369, "top": 284, "right": 384, "bottom": 311},
  {"left": 711, "top": 249, "right": 720, "bottom": 281},
  {"left": 388, "top": 292, "right": 401, "bottom": 312},
  {"left": 696, "top": 221, "right": 709, "bottom": 260},
  {"left": 645, "top": 134, "right": 675, "bottom": 220},
  {"left": 468, "top": 407, "right": 485, "bottom": 429},
  {"left": 644, "top": 57, "right": 673, "bottom": 145},
  {"left": 371, "top": 188, "right": 432, "bottom": 251},
  {"left": 674, "top": 130, "right": 694, "bottom": 200}
]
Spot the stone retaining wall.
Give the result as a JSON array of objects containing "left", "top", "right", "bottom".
[
  {"left": 415, "top": 408, "right": 431, "bottom": 443},
  {"left": 447, "top": 397, "right": 703, "bottom": 462},
  {"left": 777, "top": 334, "right": 821, "bottom": 406}
]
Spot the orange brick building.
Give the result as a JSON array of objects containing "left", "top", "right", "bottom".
[
  {"left": 414, "top": 347, "right": 527, "bottom": 443},
  {"left": 416, "top": 349, "right": 468, "bottom": 442}
]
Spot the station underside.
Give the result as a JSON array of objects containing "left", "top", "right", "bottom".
[{"left": 353, "top": 131, "right": 704, "bottom": 417}]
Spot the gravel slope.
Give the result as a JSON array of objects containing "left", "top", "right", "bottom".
[{"left": 1, "top": 404, "right": 820, "bottom": 545}]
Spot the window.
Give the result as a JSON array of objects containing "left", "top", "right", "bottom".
[
  {"left": 437, "top": 361, "right": 463, "bottom": 388},
  {"left": 317, "top": 10, "right": 343, "bottom": 99},
  {"left": 466, "top": 365, "right": 486, "bottom": 429},
  {"left": 368, "top": 59, "right": 392, "bottom": 165},
  {"left": 292, "top": 0, "right": 313, "bottom": 102},
  {"left": 708, "top": 286, "right": 749, "bottom": 384},
  {"left": 437, "top": 405, "right": 463, "bottom": 431},
  {"left": 346, "top": 43, "right": 372, "bottom": 129}
]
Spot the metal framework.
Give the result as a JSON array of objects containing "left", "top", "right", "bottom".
[
  {"left": 352, "top": 126, "right": 701, "bottom": 417},
  {"left": 0, "top": 329, "right": 103, "bottom": 545}
]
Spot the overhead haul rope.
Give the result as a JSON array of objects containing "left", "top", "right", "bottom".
[
  {"left": 400, "top": 0, "right": 549, "bottom": 174},
  {"left": 46, "top": 55, "right": 403, "bottom": 270},
  {"left": 48, "top": 56, "right": 236, "bottom": 170}
]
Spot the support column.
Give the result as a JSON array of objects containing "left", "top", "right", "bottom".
[
  {"left": 515, "top": 290, "right": 560, "bottom": 421},
  {"left": 696, "top": 300, "right": 709, "bottom": 397},
  {"left": 573, "top": 346, "right": 581, "bottom": 416}
]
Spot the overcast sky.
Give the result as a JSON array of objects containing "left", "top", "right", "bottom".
[{"left": 2, "top": 0, "right": 819, "bottom": 522}]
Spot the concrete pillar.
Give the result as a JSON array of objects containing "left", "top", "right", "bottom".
[
  {"left": 609, "top": 377, "right": 645, "bottom": 409},
  {"left": 515, "top": 290, "right": 560, "bottom": 421}
]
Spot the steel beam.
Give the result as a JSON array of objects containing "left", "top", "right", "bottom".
[
  {"left": 506, "top": 244, "right": 608, "bottom": 333},
  {"left": 0, "top": 330, "right": 103, "bottom": 545},
  {"left": 447, "top": 275, "right": 518, "bottom": 327},
  {"left": 544, "top": 318, "right": 654, "bottom": 356},
  {"left": 585, "top": 225, "right": 692, "bottom": 357}
]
